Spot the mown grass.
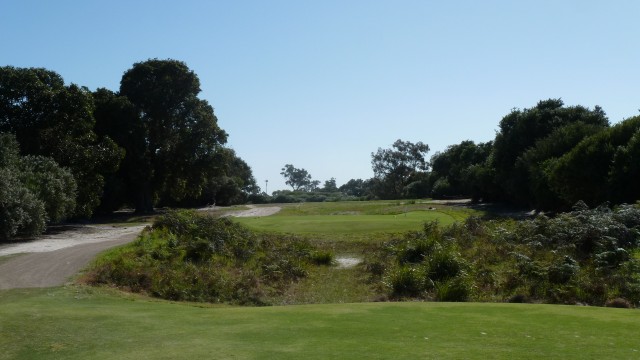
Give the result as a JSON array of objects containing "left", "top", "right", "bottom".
[
  {"left": 234, "top": 200, "right": 479, "bottom": 238},
  {"left": 1, "top": 286, "right": 639, "bottom": 360},
  {"left": 275, "top": 200, "right": 478, "bottom": 217},
  {"left": 235, "top": 211, "right": 458, "bottom": 235}
]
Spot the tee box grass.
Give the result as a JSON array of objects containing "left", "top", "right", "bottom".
[{"left": 1, "top": 286, "right": 639, "bottom": 360}]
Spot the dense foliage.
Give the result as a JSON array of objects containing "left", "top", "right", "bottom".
[
  {"left": 0, "top": 133, "right": 76, "bottom": 241},
  {"left": 85, "top": 210, "right": 330, "bottom": 305},
  {"left": 371, "top": 139, "right": 430, "bottom": 199},
  {"left": 369, "top": 202, "right": 640, "bottom": 306},
  {"left": 428, "top": 140, "right": 492, "bottom": 201},
  {"left": 0, "top": 66, "right": 122, "bottom": 217},
  {"left": 280, "top": 164, "right": 313, "bottom": 191},
  {"left": 0, "top": 60, "right": 258, "bottom": 240},
  {"left": 92, "top": 59, "right": 259, "bottom": 212},
  {"left": 364, "top": 99, "right": 639, "bottom": 211}
]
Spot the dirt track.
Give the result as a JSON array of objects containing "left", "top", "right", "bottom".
[{"left": 0, "top": 225, "right": 145, "bottom": 290}]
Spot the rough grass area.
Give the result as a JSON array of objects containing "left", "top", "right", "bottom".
[
  {"left": 1, "top": 286, "right": 639, "bottom": 360},
  {"left": 370, "top": 203, "right": 640, "bottom": 306},
  {"left": 82, "top": 210, "right": 335, "bottom": 305}
]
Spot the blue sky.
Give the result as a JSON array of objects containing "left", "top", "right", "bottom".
[{"left": 2, "top": 1, "right": 639, "bottom": 192}]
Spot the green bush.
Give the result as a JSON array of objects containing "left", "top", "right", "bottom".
[
  {"left": 0, "top": 168, "right": 46, "bottom": 241},
  {"left": 0, "top": 133, "right": 76, "bottom": 241},
  {"left": 86, "top": 210, "right": 324, "bottom": 305},
  {"left": 387, "top": 265, "right": 425, "bottom": 297},
  {"left": 370, "top": 202, "right": 640, "bottom": 306},
  {"left": 18, "top": 155, "right": 77, "bottom": 223},
  {"left": 427, "top": 251, "right": 466, "bottom": 282},
  {"left": 435, "top": 276, "right": 472, "bottom": 302},
  {"left": 547, "top": 256, "right": 579, "bottom": 284},
  {"left": 310, "top": 250, "right": 334, "bottom": 265},
  {"left": 397, "top": 237, "right": 438, "bottom": 264}
]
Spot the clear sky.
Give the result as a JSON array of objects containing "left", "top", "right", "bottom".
[{"left": 2, "top": 0, "right": 639, "bottom": 192}]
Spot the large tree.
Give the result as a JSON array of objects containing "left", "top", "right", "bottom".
[
  {"left": 176, "top": 148, "right": 260, "bottom": 207},
  {"left": 280, "top": 164, "right": 312, "bottom": 191},
  {"left": 322, "top": 178, "right": 338, "bottom": 192},
  {"left": 547, "top": 115, "right": 640, "bottom": 207},
  {"left": 116, "top": 59, "right": 228, "bottom": 212},
  {"left": 371, "top": 139, "right": 429, "bottom": 199},
  {"left": 429, "top": 140, "right": 492, "bottom": 199},
  {"left": 0, "top": 66, "right": 122, "bottom": 217},
  {"left": 490, "top": 99, "right": 609, "bottom": 207},
  {"left": 93, "top": 88, "right": 150, "bottom": 212}
]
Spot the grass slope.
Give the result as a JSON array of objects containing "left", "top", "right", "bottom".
[{"left": 1, "top": 286, "right": 639, "bottom": 360}]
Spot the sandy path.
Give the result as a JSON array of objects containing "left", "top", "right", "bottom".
[
  {"left": 199, "top": 204, "right": 282, "bottom": 217},
  {"left": 225, "top": 205, "right": 281, "bottom": 217},
  {"left": 0, "top": 225, "right": 146, "bottom": 290}
]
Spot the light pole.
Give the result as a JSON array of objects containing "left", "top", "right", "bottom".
[{"left": 265, "top": 179, "right": 268, "bottom": 195}]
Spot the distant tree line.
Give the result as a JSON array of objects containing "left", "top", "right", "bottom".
[
  {"left": 3, "top": 61, "right": 638, "bottom": 242},
  {"left": 0, "top": 60, "right": 259, "bottom": 241},
  {"left": 280, "top": 99, "right": 639, "bottom": 210},
  {"left": 426, "top": 99, "right": 639, "bottom": 210}
]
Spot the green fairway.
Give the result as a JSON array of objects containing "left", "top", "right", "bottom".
[
  {"left": 1, "top": 286, "right": 639, "bottom": 360},
  {"left": 235, "top": 210, "right": 459, "bottom": 234}
]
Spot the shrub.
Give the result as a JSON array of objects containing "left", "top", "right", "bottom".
[
  {"left": 271, "top": 194, "right": 300, "bottom": 203},
  {"left": 387, "top": 265, "right": 425, "bottom": 297},
  {"left": 369, "top": 202, "right": 640, "bottom": 306},
  {"left": 18, "top": 155, "right": 77, "bottom": 223},
  {"left": 508, "top": 294, "right": 529, "bottom": 303},
  {"left": 435, "top": 276, "right": 472, "bottom": 302},
  {"left": 310, "top": 250, "right": 334, "bottom": 265},
  {"left": 397, "top": 237, "right": 438, "bottom": 264},
  {"left": 0, "top": 168, "right": 46, "bottom": 241},
  {"left": 427, "top": 251, "right": 466, "bottom": 282},
  {"left": 605, "top": 298, "right": 632, "bottom": 309},
  {"left": 86, "top": 211, "right": 324, "bottom": 305},
  {"left": 0, "top": 133, "right": 75, "bottom": 241},
  {"left": 153, "top": 210, "right": 257, "bottom": 261},
  {"left": 595, "top": 248, "right": 630, "bottom": 271},
  {"left": 547, "top": 256, "right": 579, "bottom": 284}
]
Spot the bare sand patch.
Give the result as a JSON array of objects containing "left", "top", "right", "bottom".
[
  {"left": 216, "top": 205, "right": 281, "bottom": 218},
  {"left": 335, "top": 256, "right": 362, "bottom": 269}
]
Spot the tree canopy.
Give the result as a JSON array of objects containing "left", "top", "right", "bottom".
[
  {"left": 280, "top": 164, "right": 312, "bottom": 191},
  {"left": 490, "top": 99, "right": 609, "bottom": 207},
  {"left": 105, "top": 59, "right": 230, "bottom": 212},
  {"left": 371, "top": 139, "right": 429, "bottom": 199},
  {"left": 429, "top": 140, "right": 492, "bottom": 200},
  {"left": 0, "top": 66, "right": 122, "bottom": 217},
  {"left": 0, "top": 60, "right": 259, "bottom": 241},
  {"left": 422, "top": 99, "right": 639, "bottom": 210}
]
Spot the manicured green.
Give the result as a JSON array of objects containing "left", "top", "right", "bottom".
[
  {"left": 235, "top": 211, "right": 458, "bottom": 234},
  {"left": 230, "top": 200, "right": 479, "bottom": 237},
  {"left": 1, "top": 286, "right": 639, "bottom": 360}
]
